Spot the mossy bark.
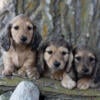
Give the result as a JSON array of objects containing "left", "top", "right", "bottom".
[{"left": 0, "top": 76, "right": 100, "bottom": 99}]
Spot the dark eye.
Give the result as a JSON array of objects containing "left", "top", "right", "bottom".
[
  {"left": 62, "top": 51, "right": 67, "bottom": 55},
  {"left": 14, "top": 26, "right": 19, "bottom": 30},
  {"left": 89, "top": 57, "right": 95, "bottom": 62},
  {"left": 75, "top": 56, "right": 81, "bottom": 62},
  {"left": 27, "top": 26, "right": 32, "bottom": 30},
  {"left": 47, "top": 51, "right": 53, "bottom": 54}
]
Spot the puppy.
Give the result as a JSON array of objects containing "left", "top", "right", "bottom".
[
  {"left": 0, "top": 14, "right": 42, "bottom": 79},
  {"left": 37, "top": 34, "right": 76, "bottom": 89},
  {"left": 73, "top": 45, "right": 98, "bottom": 89}
]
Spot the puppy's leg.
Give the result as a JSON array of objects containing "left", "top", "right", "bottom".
[
  {"left": 61, "top": 73, "right": 76, "bottom": 89},
  {"left": 22, "top": 59, "right": 40, "bottom": 79},
  {"left": 77, "top": 77, "right": 92, "bottom": 90},
  {"left": 2, "top": 56, "right": 15, "bottom": 76},
  {"left": 51, "top": 70, "right": 64, "bottom": 81},
  {"left": 26, "top": 67, "right": 40, "bottom": 79},
  {"left": 18, "top": 67, "right": 26, "bottom": 77}
]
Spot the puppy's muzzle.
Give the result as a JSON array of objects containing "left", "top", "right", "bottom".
[
  {"left": 82, "top": 66, "right": 89, "bottom": 74},
  {"left": 21, "top": 36, "right": 27, "bottom": 43},
  {"left": 53, "top": 61, "right": 61, "bottom": 68},
  {"left": 82, "top": 68, "right": 89, "bottom": 73}
]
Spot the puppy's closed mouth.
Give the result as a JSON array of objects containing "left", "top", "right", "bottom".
[
  {"left": 20, "top": 42, "right": 28, "bottom": 45},
  {"left": 79, "top": 72, "right": 91, "bottom": 76},
  {"left": 49, "top": 66, "right": 61, "bottom": 72}
]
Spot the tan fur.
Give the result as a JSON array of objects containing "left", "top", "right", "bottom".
[
  {"left": 61, "top": 73, "right": 76, "bottom": 89},
  {"left": 2, "top": 14, "right": 41, "bottom": 79},
  {"left": 77, "top": 77, "right": 91, "bottom": 90},
  {"left": 43, "top": 45, "right": 69, "bottom": 80},
  {"left": 74, "top": 46, "right": 97, "bottom": 89},
  {"left": 10, "top": 17, "right": 33, "bottom": 44},
  {"left": 44, "top": 45, "right": 69, "bottom": 71},
  {"left": 37, "top": 34, "right": 76, "bottom": 88},
  {"left": 75, "top": 50, "right": 96, "bottom": 76}
]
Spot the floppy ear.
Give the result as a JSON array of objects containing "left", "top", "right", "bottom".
[
  {"left": 66, "top": 52, "right": 74, "bottom": 73},
  {"left": 90, "top": 52, "right": 100, "bottom": 87},
  {"left": 31, "top": 24, "right": 42, "bottom": 50},
  {"left": 65, "top": 42, "right": 74, "bottom": 73},
  {"left": 66, "top": 46, "right": 78, "bottom": 73},
  {"left": 36, "top": 41, "right": 48, "bottom": 75},
  {"left": 92, "top": 53, "right": 99, "bottom": 78},
  {"left": 37, "top": 52, "right": 45, "bottom": 75},
  {"left": 0, "top": 24, "right": 11, "bottom": 51}
]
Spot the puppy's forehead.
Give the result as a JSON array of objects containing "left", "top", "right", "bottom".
[
  {"left": 75, "top": 50, "right": 95, "bottom": 58},
  {"left": 59, "top": 47, "right": 68, "bottom": 52},
  {"left": 10, "top": 15, "right": 32, "bottom": 26},
  {"left": 45, "top": 45, "right": 56, "bottom": 51},
  {"left": 45, "top": 45, "right": 68, "bottom": 52}
]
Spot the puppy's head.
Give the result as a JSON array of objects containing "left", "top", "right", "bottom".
[
  {"left": 1, "top": 14, "right": 41, "bottom": 51},
  {"left": 74, "top": 46, "right": 97, "bottom": 76},
  {"left": 44, "top": 45, "right": 69, "bottom": 72},
  {"left": 38, "top": 34, "right": 72, "bottom": 73}
]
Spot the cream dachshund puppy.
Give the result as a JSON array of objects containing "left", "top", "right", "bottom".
[{"left": 0, "top": 14, "right": 42, "bottom": 79}]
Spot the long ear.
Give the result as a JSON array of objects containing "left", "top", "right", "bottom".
[
  {"left": 92, "top": 52, "right": 99, "bottom": 79},
  {"left": 37, "top": 52, "right": 45, "bottom": 75},
  {"left": 65, "top": 42, "right": 74, "bottom": 73},
  {"left": 66, "top": 46, "right": 77, "bottom": 73},
  {"left": 36, "top": 41, "right": 48, "bottom": 75},
  {"left": 66, "top": 52, "right": 73, "bottom": 73},
  {"left": 90, "top": 53, "right": 100, "bottom": 87},
  {"left": 0, "top": 24, "right": 11, "bottom": 51},
  {"left": 31, "top": 25, "right": 42, "bottom": 50}
]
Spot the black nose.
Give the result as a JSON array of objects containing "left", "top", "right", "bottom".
[
  {"left": 21, "top": 36, "right": 27, "bottom": 42},
  {"left": 54, "top": 61, "right": 61, "bottom": 68},
  {"left": 82, "top": 68, "right": 89, "bottom": 73}
]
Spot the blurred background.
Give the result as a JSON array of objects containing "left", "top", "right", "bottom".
[{"left": 0, "top": 0, "right": 100, "bottom": 52}]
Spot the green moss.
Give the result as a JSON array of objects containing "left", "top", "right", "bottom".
[
  {"left": 0, "top": 77, "right": 100, "bottom": 97},
  {"left": 0, "top": 76, "right": 30, "bottom": 86}
]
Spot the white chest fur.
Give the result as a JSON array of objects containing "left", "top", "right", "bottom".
[
  {"left": 3, "top": 47, "right": 35, "bottom": 68},
  {"left": 12, "top": 51, "right": 19, "bottom": 67}
]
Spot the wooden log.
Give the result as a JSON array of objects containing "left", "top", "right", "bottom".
[{"left": 0, "top": 76, "right": 100, "bottom": 100}]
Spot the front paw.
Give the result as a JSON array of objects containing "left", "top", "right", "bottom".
[
  {"left": 2, "top": 69, "right": 13, "bottom": 76},
  {"left": 61, "top": 73, "right": 76, "bottom": 89},
  {"left": 27, "top": 69, "right": 40, "bottom": 80},
  {"left": 18, "top": 69, "right": 26, "bottom": 77},
  {"left": 77, "top": 78, "right": 91, "bottom": 90}
]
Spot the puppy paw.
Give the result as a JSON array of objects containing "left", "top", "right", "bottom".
[
  {"left": 77, "top": 78, "right": 91, "bottom": 90},
  {"left": 27, "top": 68, "right": 40, "bottom": 80},
  {"left": 29, "top": 71, "right": 40, "bottom": 80},
  {"left": 61, "top": 73, "right": 76, "bottom": 89},
  {"left": 18, "top": 69, "right": 26, "bottom": 77},
  {"left": 2, "top": 69, "right": 12, "bottom": 76},
  {"left": 61, "top": 79, "right": 76, "bottom": 89}
]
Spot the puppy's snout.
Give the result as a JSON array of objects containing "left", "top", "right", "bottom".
[
  {"left": 82, "top": 67, "right": 89, "bottom": 73},
  {"left": 21, "top": 36, "right": 27, "bottom": 42},
  {"left": 54, "top": 61, "right": 61, "bottom": 68}
]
